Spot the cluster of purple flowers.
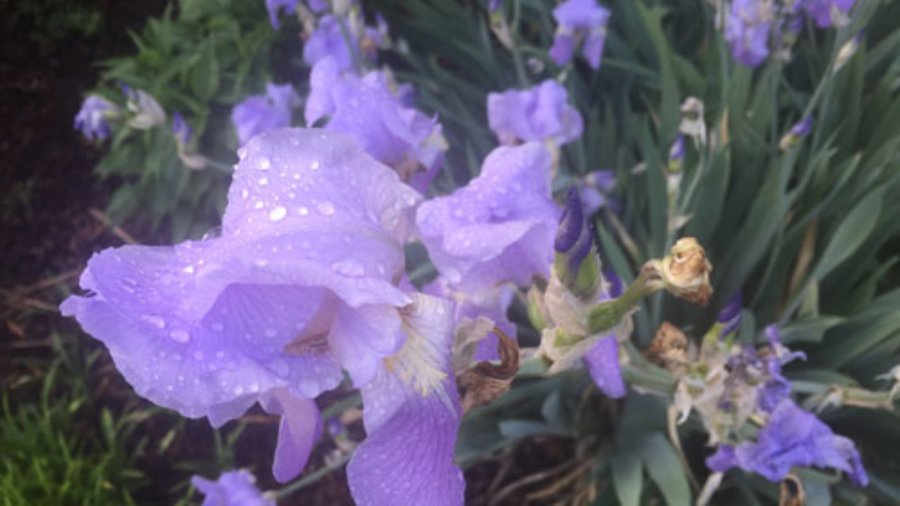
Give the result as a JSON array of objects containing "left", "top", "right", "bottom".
[{"left": 724, "top": 0, "right": 856, "bottom": 67}]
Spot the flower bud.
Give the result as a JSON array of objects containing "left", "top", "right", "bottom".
[
  {"left": 553, "top": 188, "right": 600, "bottom": 300},
  {"left": 660, "top": 237, "right": 713, "bottom": 306},
  {"left": 778, "top": 116, "right": 813, "bottom": 151},
  {"left": 679, "top": 97, "right": 707, "bottom": 145},
  {"left": 667, "top": 134, "right": 685, "bottom": 173}
]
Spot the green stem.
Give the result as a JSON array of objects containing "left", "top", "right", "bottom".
[{"left": 271, "top": 451, "right": 353, "bottom": 499}]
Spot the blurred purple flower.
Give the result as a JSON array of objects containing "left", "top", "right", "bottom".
[
  {"left": 578, "top": 169, "right": 617, "bottom": 216},
  {"left": 725, "top": 0, "right": 773, "bottom": 67},
  {"left": 549, "top": 0, "right": 610, "bottom": 69},
  {"left": 416, "top": 143, "right": 560, "bottom": 291},
  {"left": 304, "top": 15, "right": 361, "bottom": 71},
  {"left": 716, "top": 291, "right": 743, "bottom": 337},
  {"left": 487, "top": 80, "right": 583, "bottom": 146},
  {"left": 266, "top": 0, "right": 298, "bottom": 29},
  {"left": 231, "top": 83, "right": 298, "bottom": 146},
  {"left": 172, "top": 112, "right": 192, "bottom": 145},
  {"left": 796, "top": 0, "right": 855, "bottom": 27},
  {"left": 790, "top": 115, "right": 813, "bottom": 137},
  {"left": 707, "top": 400, "right": 868, "bottom": 486},
  {"left": 192, "top": 470, "right": 274, "bottom": 506},
  {"left": 306, "top": 57, "right": 445, "bottom": 192},
  {"left": 75, "top": 95, "right": 117, "bottom": 141},
  {"left": 61, "top": 129, "right": 422, "bottom": 483},
  {"left": 757, "top": 324, "right": 805, "bottom": 412}
]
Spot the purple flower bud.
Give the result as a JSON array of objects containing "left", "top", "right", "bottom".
[
  {"left": 74, "top": 95, "right": 116, "bottom": 141},
  {"left": 725, "top": 0, "right": 773, "bottom": 67},
  {"left": 192, "top": 470, "right": 274, "bottom": 506},
  {"left": 706, "top": 400, "right": 868, "bottom": 486},
  {"left": 790, "top": 115, "right": 813, "bottom": 137},
  {"left": 549, "top": 0, "right": 610, "bottom": 70},
  {"left": 487, "top": 80, "right": 583, "bottom": 146},
  {"left": 716, "top": 291, "right": 742, "bottom": 336},
  {"left": 669, "top": 134, "right": 685, "bottom": 163},
  {"left": 488, "top": 0, "right": 502, "bottom": 12},
  {"left": 231, "top": 83, "right": 298, "bottom": 146},
  {"left": 172, "top": 112, "right": 192, "bottom": 145},
  {"left": 796, "top": 0, "right": 855, "bottom": 28},
  {"left": 266, "top": 0, "right": 298, "bottom": 29}
]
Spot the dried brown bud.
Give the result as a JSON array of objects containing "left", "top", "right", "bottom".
[
  {"left": 779, "top": 474, "right": 806, "bottom": 506},
  {"left": 457, "top": 326, "right": 519, "bottom": 413},
  {"left": 646, "top": 321, "right": 689, "bottom": 368},
  {"left": 662, "top": 237, "right": 713, "bottom": 306}
]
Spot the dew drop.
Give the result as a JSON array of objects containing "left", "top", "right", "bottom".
[
  {"left": 309, "top": 160, "right": 320, "bottom": 171},
  {"left": 241, "top": 188, "right": 249, "bottom": 200},
  {"left": 259, "top": 157, "right": 271, "bottom": 170},
  {"left": 258, "top": 176, "right": 269, "bottom": 186},
  {"left": 331, "top": 259, "right": 366, "bottom": 277},
  {"left": 169, "top": 329, "right": 191, "bottom": 343},
  {"left": 268, "top": 206, "right": 287, "bottom": 222},
  {"left": 254, "top": 201, "right": 264, "bottom": 210},
  {"left": 316, "top": 201, "right": 335, "bottom": 215},
  {"left": 181, "top": 265, "right": 195, "bottom": 274},
  {"left": 297, "top": 206, "right": 309, "bottom": 216},
  {"left": 142, "top": 314, "right": 166, "bottom": 329}
]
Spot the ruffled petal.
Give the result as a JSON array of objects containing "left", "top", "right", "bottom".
[
  {"left": 259, "top": 388, "right": 322, "bottom": 482},
  {"left": 416, "top": 143, "right": 559, "bottom": 291},
  {"left": 347, "top": 294, "right": 464, "bottom": 506}
]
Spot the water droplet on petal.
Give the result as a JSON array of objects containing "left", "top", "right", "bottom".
[
  {"left": 316, "top": 201, "right": 335, "bottom": 215},
  {"left": 268, "top": 206, "right": 287, "bottom": 222},
  {"left": 142, "top": 314, "right": 167, "bottom": 329},
  {"left": 240, "top": 188, "right": 249, "bottom": 200},
  {"left": 254, "top": 201, "right": 264, "bottom": 209},
  {"left": 309, "top": 160, "right": 320, "bottom": 171},
  {"left": 169, "top": 329, "right": 191, "bottom": 343},
  {"left": 258, "top": 177, "right": 269, "bottom": 186},
  {"left": 331, "top": 259, "right": 366, "bottom": 277},
  {"left": 297, "top": 206, "right": 309, "bottom": 216},
  {"left": 181, "top": 265, "right": 195, "bottom": 274},
  {"left": 259, "top": 157, "right": 271, "bottom": 170}
]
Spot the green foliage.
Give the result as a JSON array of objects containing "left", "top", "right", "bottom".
[{"left": 0, "top": 335, "right": 147, "bottom": 505}]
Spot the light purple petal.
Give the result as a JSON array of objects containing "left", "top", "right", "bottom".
[
  {"left": 303, "top": 15, "right": 356, "bottom": 71},
  {"left": 487, "top": 80, "right": 583, "bottom": 146},
  {"left": 193, "top": 470, "right": 274, "bottom": 506},
  {"left": 553, "top": 0, "right": 610, "bottom": 29},
  {"left": 74, "top": 95, "right": 116, "bottom": 141},
  {"left": 416, "top": 143, "right": 559, "bottom": 291},
  {"left": 725, "top": 0, "right": 772, "bottom": 67},
  {"left": 231, "top": 83, "right": 298, "bottom": 146},
  {"left": 584, "top": 335, "right": 625, "bottom": 398},
  {"left": 549, "top": 31, "right": 576, "bottom": 67},
  {"left": 582, "top": 27, "right": 607, "bottom": 70},
  {"left": 347, "top": 294, "right": 465, "bottom": 506},
  {"left": 259, "top": 388, "right": 322, "bottom": 482}
]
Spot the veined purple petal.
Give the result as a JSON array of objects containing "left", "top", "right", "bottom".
[
  {"left": 549, "top": 31, "right": 577, "bottom": 67},
  {"left": 550, "top": 0, "right": 610, "bottom": 69},
  {"left": 75, "top": 95, "right": 116, "bottom": 141},
  {"left": 193, "top": 470, "right": 274, "bottom": 506},
  {"left": 416, "top": 143, "right": 560, "bottom": 291},
  {"left": 303, "top": 15, "right": 357, "bottom": 71},
  {"left": 584, "top": 335, "right": 625, "bottom": 398},
  {"left": 347, "top": 294, "right": 465, "bottom": 506},
  {"left": 725, "top": 0, "right": 773, "bottom": 67},
  {"left": 259, "top": 388, "right": 321, "bottom": 482}
]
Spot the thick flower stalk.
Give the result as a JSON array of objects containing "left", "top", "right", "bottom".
[
  {"left": 62, "top": 129, "right": 465, "bottom": 504},
  {"left": 548, "top": 0, "right": 611, "bottom": 70}
]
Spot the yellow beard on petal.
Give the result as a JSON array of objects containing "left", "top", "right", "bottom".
[{"left": 384, "top": 310, "right": 448, "bottom": 398}]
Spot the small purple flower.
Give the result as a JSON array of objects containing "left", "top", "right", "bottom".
[
  {"left": 757, "top": 325, "right": 806, "bottom": 412},
  {"left": 790, "top": 115, "right": 813, "bottom": 137},
  {"left": 266, "top": 0, "right": 298, "bottom": 29},
  {"left": 725, "top": 0, "right": 774, "bottom": 67},
  {"left": 488, "top": 0, "right": 502, "bottom": 12},
  {"left": 75, "top": 95, "right": 117, "bottom": 141},
  {"left": 707, "top": 400, "right": 868, "bottom": 486},
  {"left": 172, "top": 112, "right": 192, "bottom": 145},
  {"left": 192, "top": 470, "right": 274, "bottom": 506},
  {"left": 796, "top": 0, "right": 855, "bottom": 28},
  {"left": 578, "top": 169, "right": 617, "bottom": 215},
  {"left": 303, "top": 15, "right": 359, "bottom": 71},
  {"left": 416, "top": 143, "right": 560, "bottom": 291},
  {"left": 549, "top": 0, "right": 610, "bottom": 70},
  {"left": 231, "top": 83, "right": 298, "bottom": 146},
  {"left": 487, "top": 80, "right": 583, "bottom": 146},
  {"left": 306, "top": 57, "right": 445, "bottom": 192}
]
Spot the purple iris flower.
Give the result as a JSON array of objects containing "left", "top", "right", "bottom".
[
  {"left": 487, "top": 80, "right": 583, "bottom": 146},
  {"left": 707, "top": 400, "right": 868, "bottom": 486},
  {"left": 192, "top": 470, "right": 274, "bottom": 506},
  {"left": 303, "top": 15, "right": 360, "bottom": 72},
  {"left": 549, "top": 0, "right": 611, "bottom": 70},
  {"left": 75, "top": 95, "right": 117, "bottom": 141},
  {"left": 266, "top": 0, "right": 298, "bottom": 29},
  {"left": 306, "top": 57, "right": 445, "bottom": 192},
  {"left": 556, "top": 190, "right": 625, "bottom": 398},
  {"left": 62, "top": 128, "right": 476, "bottom": 499},
  {"left": 796, "top": 0, "right": 855, "bottom": 28},
  {"left": 725, "top": 0, "right": 773, "bottom": 67},
  {"left": 790, "top": 115, "right": 814, "bottom": 137},
  {"left": 231, "top": 83, "right": 298, "bottom": 146},
  {"left": 416, "top": 143, "right": 560, "bottom": 291}
]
